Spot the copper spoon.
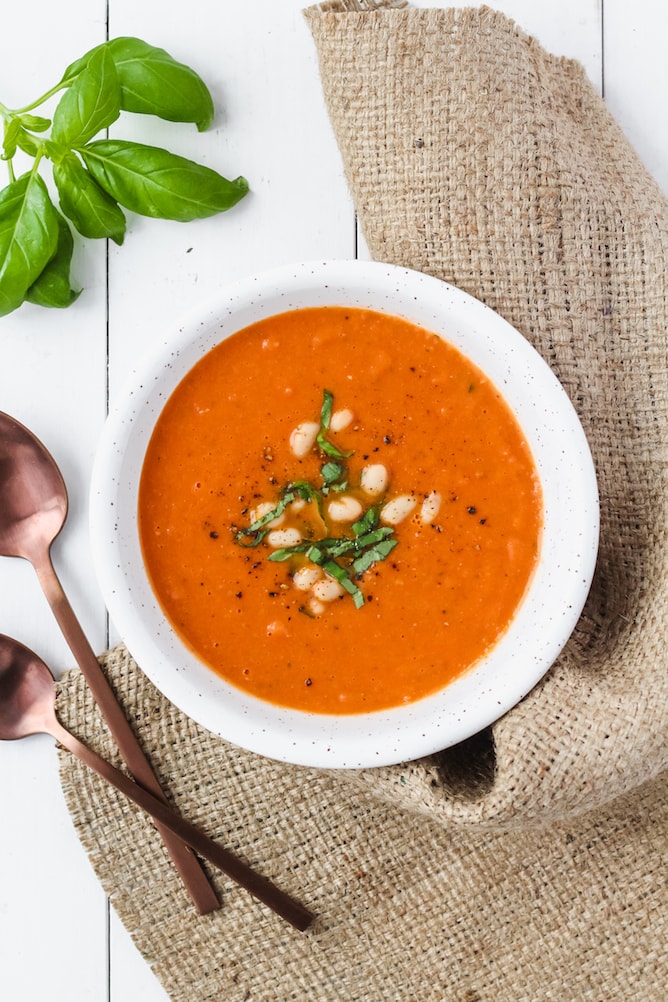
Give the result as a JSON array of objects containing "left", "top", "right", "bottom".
[
  {"left": 0, "top": 634, "right": 313, "bottom": 932},
  {"left": 0, "top": 411, "right": 219, "bottom": 913}
]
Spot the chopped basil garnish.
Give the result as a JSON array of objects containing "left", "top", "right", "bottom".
[
  {"left": 316, "top": 389, "right": 353, "bottom": 459},
  {"left": 305, "top": 548, "right": 364, "bottom": 608},
  {"left": 320, "top": 459, "right": 347, "bottom": 492},
  {"left": 234, "top": 389, "right": 397, "bottom": 609},
  {"left": 234, "top": 481, "right": 321, "bottom": 547},
  {"left": 267, "top": 542, "right": 312, "bottom": 562},
  {"left": 352, "top": 505, "right": 379, "bottom": 536},
  {"left": 352, "top": 537, "right": 397, "bottom": 575}
]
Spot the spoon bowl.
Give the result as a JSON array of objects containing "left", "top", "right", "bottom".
[
  {"left": 0, "top": 634, "right": 55, "bottom": 740},
  {"left": 0, "top": 412, "right": 68, "bottom": 563}
]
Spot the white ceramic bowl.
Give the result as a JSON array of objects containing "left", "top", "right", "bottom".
[{"left": 90, "top": 260, "right": 599, "bottom": 768}]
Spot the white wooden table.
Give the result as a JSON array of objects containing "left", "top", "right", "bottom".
[{"left": 0, "top": 2, "right": 665, "bottom": 998}]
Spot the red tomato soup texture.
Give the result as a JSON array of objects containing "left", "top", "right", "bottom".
[{"left": 138, "top": 307, "right": 543, "bottom": 714}]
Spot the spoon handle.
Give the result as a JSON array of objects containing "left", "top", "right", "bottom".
[
  {"left": 50, "top": 717, "right": 314, "bottom": 932},
  {"left": 33, "top": 548, "right": 221, "bottom": 915}
]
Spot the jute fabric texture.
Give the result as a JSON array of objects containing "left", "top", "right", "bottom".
[{"left": 57, "top": 5, "right": 667, "bottom": 999}]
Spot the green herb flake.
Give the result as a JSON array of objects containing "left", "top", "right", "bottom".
[
  {"left": 234, "top": 490, "right": 298, "bottom": 546},
  {"left": 320, "top": 460, "right": 349, "bottom": 495},
  {"left": 267, "top": 542, "right": 311, "bottom": 562},
  {"left": 319, "top": 557, "right": 365, "bottom": 609},
  {"left": 352, "top": 506, "right": 379, "bottom": 537},
  {"left": 352, "top": 537, "right": 398, "bottom": 575},
  {"left": 316, "top": 389, "right": 353, "bottom": 459}
]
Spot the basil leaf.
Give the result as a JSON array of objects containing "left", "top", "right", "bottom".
[
  {"left": 235, "top": 489, "right": 300, "bottom": 545},
  {"left": 0, "top": 172, "right": 59, "bottom": 317},
  {"left": 54, "top": 154, "right": 126, "bottom": 244},
  {"left": 352, "top": 538, "right": 398, "bottom": 575},
  {"left": 316, "top": 388, "right": 353, "bottom": 459},
  {"left": 2, "top": 119, "right": 20, "bottom": 160},
  {"left": 344, "top": 581, "right": 366, "bottom": 609},
  {"left": 286, "top": 479, "right": 327, "bottom": 519},
  {"left": 355, "top": 526, "right": 394, "bottom": 548},
  {"left": 25, "top": 211, "right": 80, "bottom": 308},
  {"left": 62, "top": 37, "right": 214, "bottom": 131},
  {"left": 318, "top": 558, "right": 365, "bottom": 608},
  {"left": 321, "top": 460, "right": 345, "bottom": 486},
  {"left": 315, "top": 537, "right": 357, "bottom": 559},
  {"left": 80, "top": 139, "right": 248, "bottom": 221},
  {"left": 320, "top": 389, "right": 334, "bottom": 431},
  {"left": 106, "top": 37, "right": 214, "bottom": 131},
  {"left": 18, "top": 114, "right": 51, "bottom": 133},
  {"left": 267, "top": 542, "right": 311, "bottom": 562},
  {"left": 352, "top": 506, "right": 379, "bottom": 536},
  {"left": 318, "top": 436, "right": 353, "bottom": 460},
  {"left": 15, "top": 128, "right": 41, "bottom": 157},
  {"left": 235, "top": 530, "right": 269, "bottom": 549},
  {"left": 305, "top": 544, "right": 327, "bottom": 568},
  {"left": 52, "top": 46, "right": 121, "bottom": 147},
  {"left": 58, "top": 51, "right": 91, "bottom": 88},
  {"left": 286, "top": 480, "right": 320, "bottom": 503},
  {"left": 236, "top": 482, "right": 320, "bottom": 546},
  {"left": 316, "top": 526, "right": 393, "bottom": 561}
]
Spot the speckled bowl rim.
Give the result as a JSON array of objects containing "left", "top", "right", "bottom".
[{"left": 90, "top": 260, "right": 599, "bottom": 769}]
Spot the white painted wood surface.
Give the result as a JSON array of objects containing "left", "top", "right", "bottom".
[{"left": 0, "top": 1, "right": 664, "bottom": 998}]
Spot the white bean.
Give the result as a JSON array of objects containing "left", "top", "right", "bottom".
[
  {"left": 250, "top": 500, "right": 284, "bottom": 527},
  {"left": 293, "top": 566, "right": 322, "bottom": 591},
  {"left": 289, "top": 421, "right": 319, "bottom": 458},
  {"left": 327, "top": 495, "right": 363, "bottom": 522},
  {"left": 420, "top": 491, "right": 442, "bottom": 524},
  {"left": 360, "top": 463, "right": 389, "bottom": 496},
  {"left": 330, "top": 408, "right": 354, "bottom": 432},
  {"left": 312, "top": 577, "right": 345, "bottom": 602},
  {"left": 266, "top": 528, "right": 301, "bottom": 548},
  {"left": 381, "top": 494, "right": 417, "bottom": 525},
  {"left": 308, "top": 597, "right": 325, "bottom": 617}
]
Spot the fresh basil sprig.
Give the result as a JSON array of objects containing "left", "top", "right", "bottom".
[{"left": 0, "top": 37, "right": 248, "bottom": 317}]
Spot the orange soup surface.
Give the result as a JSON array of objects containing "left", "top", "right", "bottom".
[{"left": 138, "top": 307, "right": 543, "bottom": 714}]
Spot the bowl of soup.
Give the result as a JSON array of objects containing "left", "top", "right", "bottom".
[{"left": 90, "top": 260, "right": 599, "bottom": 768}]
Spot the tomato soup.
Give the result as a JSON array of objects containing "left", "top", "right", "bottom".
[{"left": 138, "top": 307, "right": 543, "bottom": 714}]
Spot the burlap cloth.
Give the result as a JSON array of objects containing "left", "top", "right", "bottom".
[{"left": 57, "top": 5, "right": 667, "bottom": 999}]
